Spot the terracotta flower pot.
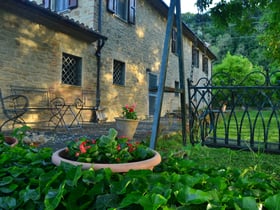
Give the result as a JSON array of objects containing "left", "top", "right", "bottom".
[
  {"left": 115, "top": 118, "right": 139, "bottom": 139},
  {"left": 4, "top": 136, "right": 18, "bottom": 147},
  {"left": 52, "top": 148, "right": 161, "bottom": 173}
]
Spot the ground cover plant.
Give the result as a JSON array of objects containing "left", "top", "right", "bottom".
[{"left": 0, "top": 127, "right": 280, "bottom": 209}]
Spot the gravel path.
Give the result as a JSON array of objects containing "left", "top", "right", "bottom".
[{"left": 8, "top": 118, "right": 182, "bottom": 151}]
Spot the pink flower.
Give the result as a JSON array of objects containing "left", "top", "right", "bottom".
[
  {"left": 117, "top": 144, "right": 121, "bottom": 151},
  {"left": 79, "top": 142, "right": 87, "bottom": 154}
]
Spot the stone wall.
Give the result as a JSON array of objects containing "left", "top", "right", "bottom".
[
  {"left": 63, "top": 0, "right": 211, "bottom": 120},
  {"left": 0, "top": 9, "right": 97, "bottom": 128},
  {"left": 1, "top": 1, "right": 212, "bottom": 130}
]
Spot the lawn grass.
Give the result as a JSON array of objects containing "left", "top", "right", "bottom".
[
  {"left": 210, "top": 109, "right": 280, "bottom": 143},
  {"left": 155, "top": 132, "right": 280, "bottom": 180}
]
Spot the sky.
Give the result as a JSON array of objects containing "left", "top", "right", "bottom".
[{"left": 162, "top": 0, "right": 219, "bottom": 14}]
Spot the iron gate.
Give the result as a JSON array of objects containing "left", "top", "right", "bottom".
[{"left": 187, "top": 70, "right": 280, "bottom": 153}]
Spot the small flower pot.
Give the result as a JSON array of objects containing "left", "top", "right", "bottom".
[
  {"left": 4, "top": 136, "right": 18, "bottom": 147},
  {"left": 52, "top": 148, "right": 161, "bottom": 173},
  {"left": 115, "top": 118, "right": 139, "bottom": 139}
]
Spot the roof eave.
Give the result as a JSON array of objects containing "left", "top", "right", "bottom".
[{"left": 0, "top": 0, "right": 107, "bottom": 43}]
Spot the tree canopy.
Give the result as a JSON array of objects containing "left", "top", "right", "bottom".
[{"left": 193, "top": 0, "right": 279, "bottom": 69}]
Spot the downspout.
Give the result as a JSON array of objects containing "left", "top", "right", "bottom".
[{"left": 95, "top": 0, "right": 104, "bottom": 109}]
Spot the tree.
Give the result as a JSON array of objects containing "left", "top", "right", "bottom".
[
  {"left": 195, "top": 0, "right": 279, "bottom": 69},
  {"left": 213, "top": 52, "right": 263, "bottom": 86}
]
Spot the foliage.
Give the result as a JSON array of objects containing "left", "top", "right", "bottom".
[
  {"left": 122, "top": 104, "right": 138, "bottom": 120},
  {"left": 65, "top": 128, "right": 154, "bottom": 163},
  {"left": 193, "top": 0, "right": 280, "bottom": 69},
  {"left": 212, "top": 52, "right": 264, "bottom": 86},
  {"left": 1, "top": 128, "right": 280, "bottom": 209}
]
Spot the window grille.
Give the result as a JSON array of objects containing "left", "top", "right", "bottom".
[
  {"left": 61, "top": 53, "right": 82, "bottom": 86},
  {"left": 113, "top": 60, "right": 125, "bottom": 85}
]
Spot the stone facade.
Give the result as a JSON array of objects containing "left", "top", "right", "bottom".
[
  {"left": 0, "top": 7, "right": 98, "bottom": 127},
  {"left": 58, "top": 0, "right": 214, "bottom": 120},
  {"left": 0, "top": 0, "right": 215, "bottom": 129}
]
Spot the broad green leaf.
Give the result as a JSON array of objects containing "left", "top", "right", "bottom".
[
  {"left": 0, "top": 183, "right": 18, "bottom": 194},
  {"left": 39, "top": 170, "right": 63, "bottom": 193},
  {"left": 7, "top": 166, "right": 29, "bottom": 178},
  {"left": 150, "top": 193, "right": 168, "bottom": 209},
  {"left": 119, "top": 191, "right": 142, "bottom": 208},
  {"left": 264, "top": 193, "right": 280, "bottom": 210},
  {"left": 0, "top": 196, "right": 17, "bottom": 209},
  {"left": 110, "top": 178, "right": 132, "bottom": 194},
  {"left": 234, "top": 197, "right": 258, "bottom": 210},
  {"left": 44, "top": 181, "right": 66, "bottom": 210},
  {"left": 94, "top": 194, "right": 119, "bottom": 209},
  {"left": 0, "top": 176, "right": 13, "bottom": 186},
  {"left": 174, "top": 186, "right": 211, "bottom": 205},
  {"left": 19, "top": 186, "right": 40, "bottom": 202}
]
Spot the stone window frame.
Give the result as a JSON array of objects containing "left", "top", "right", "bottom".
[
  {"left": 202, "top": 55, "right": 208, "bottom": 76},
  {"left": 174, "top": 81, "right": 180, "bottom": 97},
  {"left": 113, "top": 59, "right": 126, "bottom": 86},
  {"left": 107, "top": 0, "right": 136, "bottom": 25},
  {"left": 171, "top": 28, "right": 178, "bottom": 55},
  {"left": 192, "top": 46, "right": 199, "bottom": 68},
  {"left": 61, "top": 52, "right": 82, "bottom": 86}
]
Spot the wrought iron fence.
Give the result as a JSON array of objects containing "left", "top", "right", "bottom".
[{"left": 187, "top": 70, "right": 280, "bottom": 153}]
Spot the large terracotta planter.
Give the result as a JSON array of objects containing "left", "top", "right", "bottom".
[
  {"left": 4, "top": 136, "right": 18, "bottom": 147},
  {"left": 115, "top": 118, "right": 139, "bottom": 139},
  {"left": 52, "top": 148, "right": 161, "bottom": 173}
]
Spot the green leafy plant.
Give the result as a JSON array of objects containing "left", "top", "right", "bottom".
[
  {"left": 1, "top": 127, "right": 280, "bottom": 209},
  {"left": 64, "top": 128, "right": 154, "bottom": 163},
  {"left": 122, "top": 104, "right": 137, "bottom": 120}
]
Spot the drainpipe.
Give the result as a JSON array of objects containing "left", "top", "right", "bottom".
[{"left": 95, "top": 0, "right": 103, "bottom": 108}]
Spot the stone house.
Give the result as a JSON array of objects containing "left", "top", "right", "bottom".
[{"left": 0, "top": 0, "right": 215, "bottom": 129}]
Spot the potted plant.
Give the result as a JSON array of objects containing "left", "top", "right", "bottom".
[
  {"left": 115, "top": 103, "right": 139, "bottom": 139},
  {"left": 52, "top": 128, "right": 161, "bottom": 172},
  {"left": 0, "top": 134, "right": 18, "bottom": 147}
]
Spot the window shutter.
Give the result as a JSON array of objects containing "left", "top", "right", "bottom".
[
  {"left": 68, "top": 0, "right": 78, "bottom": 9},
  {"left": 107, "top": 0, "right": 116, "bottom": 13},
  {"left": 128, "top": 0, "right": 136, "bottom": 24},
  {"left": 171, "top": 29, "right": 177, "bottom": 54},
  {"left": 43, "top": 0, "right": 50, "bottom": 9}
]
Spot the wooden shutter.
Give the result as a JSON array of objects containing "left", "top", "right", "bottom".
[
  {"left": 43, "top": 0, "right": 50, "bottom": 9},
  {"left": 107, "top": 0, "right": 116, "bottom": 13},
  {"left": 68, "top": 0, "right": 78, "bottom": 9},
  {"left": 171, "top": 29, "right": 177, "bottom": 53},
  {"left": 128, "top": 0, "right": 136, "bottom": 24}
]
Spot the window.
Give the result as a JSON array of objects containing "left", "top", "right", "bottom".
[
  {"left": 113, "top": 60, "right": 125, "bottom": 86},
  {"left": 61, "top": 53, "right": 82, "bottom": 86},
  {"left": 192, "top": 46, "right": 199, "bottom": 68},
  {"left": 43, "top": 0, "right": 78, "bottom": 12},
  {"left": 203, "top": 56, "right": 208, "bottom": 76},
  {"left": 107, "top": 0, "right": 136, "bottom": 24},
  {"left": 174, "top": 81, "right": 179, "bottom": 97},
  {"left": 171, "top": 29, "right": 178, "bottom": 55}
]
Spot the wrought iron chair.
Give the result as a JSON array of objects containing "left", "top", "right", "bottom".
[
  {"left": 48, "top": 97, "right": 66, "bottom": 129},
  {"left": 74, "top": 98, "right": 107, "bottom": 125},
  {"left": 0, "top": 89, "right": 29, "bottom": 131}
]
